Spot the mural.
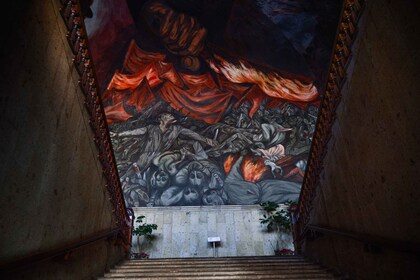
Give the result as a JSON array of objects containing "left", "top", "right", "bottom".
[{"left": 82, "top": 0, "right": 343, "bottom": 207}]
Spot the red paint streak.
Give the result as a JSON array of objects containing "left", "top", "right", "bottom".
[
  {"left": 224, "top": 154, "right": 236, "bottom": 174},
  {"left": 241, "top": 156, "right": 266, "bottom": 183}
]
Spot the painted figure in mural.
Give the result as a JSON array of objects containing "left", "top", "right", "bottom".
[
  {"left": 135, "top": 0, "right": 208, "bottom": 72},
  {"left": 122, "top": 0, "right": 330, "bottom": 78},
  {"left": 224, "top": 156, "right": 301, "bottom": 205},
  {"left": 122, "top": 176, "right": 149, "bottom": 207},
  {"left": 149, "top": 158, "right": 226, "bottom": 207},
  {"left": 115, "top": 112, "right": 217, "bottom": 179},
  {"left": 83, "top": 0, "right": 326, "bottom": 99},
  {"left": 282, "top": 159, "right": 307, "bottom": 181},
  {"left": 207, "top": 122, "right": 292, "bottom": 159}
]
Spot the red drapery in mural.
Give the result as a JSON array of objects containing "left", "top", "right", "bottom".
[
  {"left": 103, "top": 40, "right": 319, "bottom": 124},
  {"left": 158, "top": 81, "right": 232, "bottom": 124}
]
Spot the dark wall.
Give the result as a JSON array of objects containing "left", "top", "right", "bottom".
[
  {"left": 0, "top": 0, "right": 125, "bottom": 278},
  {"left": 303, "top": 0, "right": 420, "bottom": 279}
]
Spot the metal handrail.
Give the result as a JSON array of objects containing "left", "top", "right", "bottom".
[
  {"left": 303, "top": 224, "right": 420, "bottom": 256},
  {"left": 0, "top": 228, "right": 121, "bottom": 275}
]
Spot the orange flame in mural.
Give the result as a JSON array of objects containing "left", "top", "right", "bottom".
[
  {"left": 224, "top": 154, "right": 236, "bottom": 174},
  {"left": 241, "top": 156, "right": 266, "bottom": 183},
  {"left": 208, "top": 54, "right": 318, "bottom": 102}
]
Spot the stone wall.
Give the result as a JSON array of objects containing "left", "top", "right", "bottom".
[
  {"left": 303, "top": 0, "right": 420, "bottom": 279},
  {"left": 133, "top": 206, "right": 293, "bottom": 258},
  {"left": 0, "top": 0, "right": 125, "bottom": 278}
]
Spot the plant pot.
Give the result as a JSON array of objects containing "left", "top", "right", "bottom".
[
  {"left": 130, "top": 252, "right": 150, "bottom": 259},
  {"left": 274, "top": 249, "right": 294, "bottom": 256}
]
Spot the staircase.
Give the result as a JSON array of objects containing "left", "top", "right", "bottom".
[{"left": 99, "top": 256, "right": 340, "bottom": 279}]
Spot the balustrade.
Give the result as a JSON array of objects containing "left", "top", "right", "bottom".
[
  {"left": 59, "top": 0, "right": 131, "bottom": 253},
  {"left": 293, "top": 0, "right": 365, "bottom": 253}
]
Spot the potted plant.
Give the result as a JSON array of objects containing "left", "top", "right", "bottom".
[
  {"left": 259, "top": 201, "right": 294, "bottom": 255},
  {"left": 131, "top": 215, "right": 158, "bottom": 259}
]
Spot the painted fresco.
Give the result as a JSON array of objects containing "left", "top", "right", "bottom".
[{"left": 82, "top": 0, "right": 343, "bottom": 207}]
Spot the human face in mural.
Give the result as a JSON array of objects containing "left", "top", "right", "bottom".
[
  {"left": 209, "top": 173, "right": 224, "bottom": 189},
  {"left": 202, "top": 189, "right": 224, "bottom": 206},
  {"left": 188, "top": 170, "right": 205, "bottom": 187},
  {"left": 159, "top": 112, "right": 175, "bottom": 122},
  {"left": 183, "top": 185, "right": 201, "bottom": 205},
  {"left": 159, "top": 113, "right": 177, "bottom": 131},
  {"left": 151, "top": 169, "right": 170, "bottom": 189}
]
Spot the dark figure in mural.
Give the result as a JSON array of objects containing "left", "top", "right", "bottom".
[
  {"left": 224, "top": 156, "right": 301, "bottom": 205},
  {"left": 122, "top": 176, "right": 150, "bottom": 207},
  {"left": 82, "top": 0, "right": 342, "bottom": 207},
  {"left": 115, "top": 112, "right": 216, "bottom": 176}
]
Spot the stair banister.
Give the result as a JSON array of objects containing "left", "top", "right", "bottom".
[
  {"left": 59, "top": 0, "right": 132, "bottom": 253},
  {"left": 292, "top": 0, "right": 366, "bottom": 253}
]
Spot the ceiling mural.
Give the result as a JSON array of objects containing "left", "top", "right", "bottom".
[{"left": 82, "top": 0, "right": 343, "bottom": 207}]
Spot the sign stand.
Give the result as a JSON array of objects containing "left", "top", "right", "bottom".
[{"left": 207, "top": 237, "right": 221, "bottom": 258}]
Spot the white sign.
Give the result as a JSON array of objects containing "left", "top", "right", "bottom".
[{"left": 208, "top": 237, "right": 221, "bottom": 242}]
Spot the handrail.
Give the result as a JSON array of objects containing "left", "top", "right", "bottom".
[
  {"left": 0, "top": 228, "right": 121, "bottom": 275},
  {"left": 304, "top": 224, "right": 420, "bottom": 256},
  {"left": 58, "top": 0, "right": 132, "bottom": 249},
  {"left": 293, "top": 0, "right": 365, "bottom": 253}
]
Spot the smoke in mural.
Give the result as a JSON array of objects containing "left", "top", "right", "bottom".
[{"left": 82, "top": 0, "right": 342, "bottom": 207}]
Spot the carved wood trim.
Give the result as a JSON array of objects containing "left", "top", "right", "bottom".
[
  {"left": 293, "top": 0, "right": 366, "bottom": 253},
  {"left": 58, "top": 0, "right": 132, "bottom": 250}
]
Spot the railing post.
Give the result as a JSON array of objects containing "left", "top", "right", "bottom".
[
  {"left": 289, "top": 203, "right": 301, "bottom": 254},
  {"left": 125, "top": 208, "right": 135, "bottom": 258}
]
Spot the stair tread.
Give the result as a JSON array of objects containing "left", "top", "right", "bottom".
[
  {"left": 99, "top": 256, "right": 338, "bottom": 280},
  {"left": 121, "top": 259, "right": 309, "bottom": 264},
  {"left": 107, "top": 268, "right": 330, "bottom": 274},
  {"left": 117, "top": 262, "right": 313, "bottom": 267},
  {"left": 126, "top": 255, "right": 305, "bottom": 262},
  {"left": 111, "top": 265, "right": 324, "bottom": 272},
  {"left": 100, "top": 276, "right": 336, "bottom": 280},
  {"left": 99, "top": 275, "right": 336, "bottom": 280}
]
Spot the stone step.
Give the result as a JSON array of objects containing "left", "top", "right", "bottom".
[
  {"left": 99, "top": 274, "right": 336, "bottom": 280},
  {"left": 112, "top": 264, "right": 322, "bottom": 272},
  {"left": 99, "top": 257, "right": 338, "bottom": 280},
  {"left": 105, "top": 269, "right": 332, "bottom": 277},
  {"left": 120, "top": 258, "right": 309, "bottom": 266},
  {"left": 122, "top": 256, "right": 304, "bottom": 263},
  {"left": 117, "top": 261, "right": 312, "bottom": 268},
  {"left": 105, "top": 269, "right": 329, "bottom": 277}
]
